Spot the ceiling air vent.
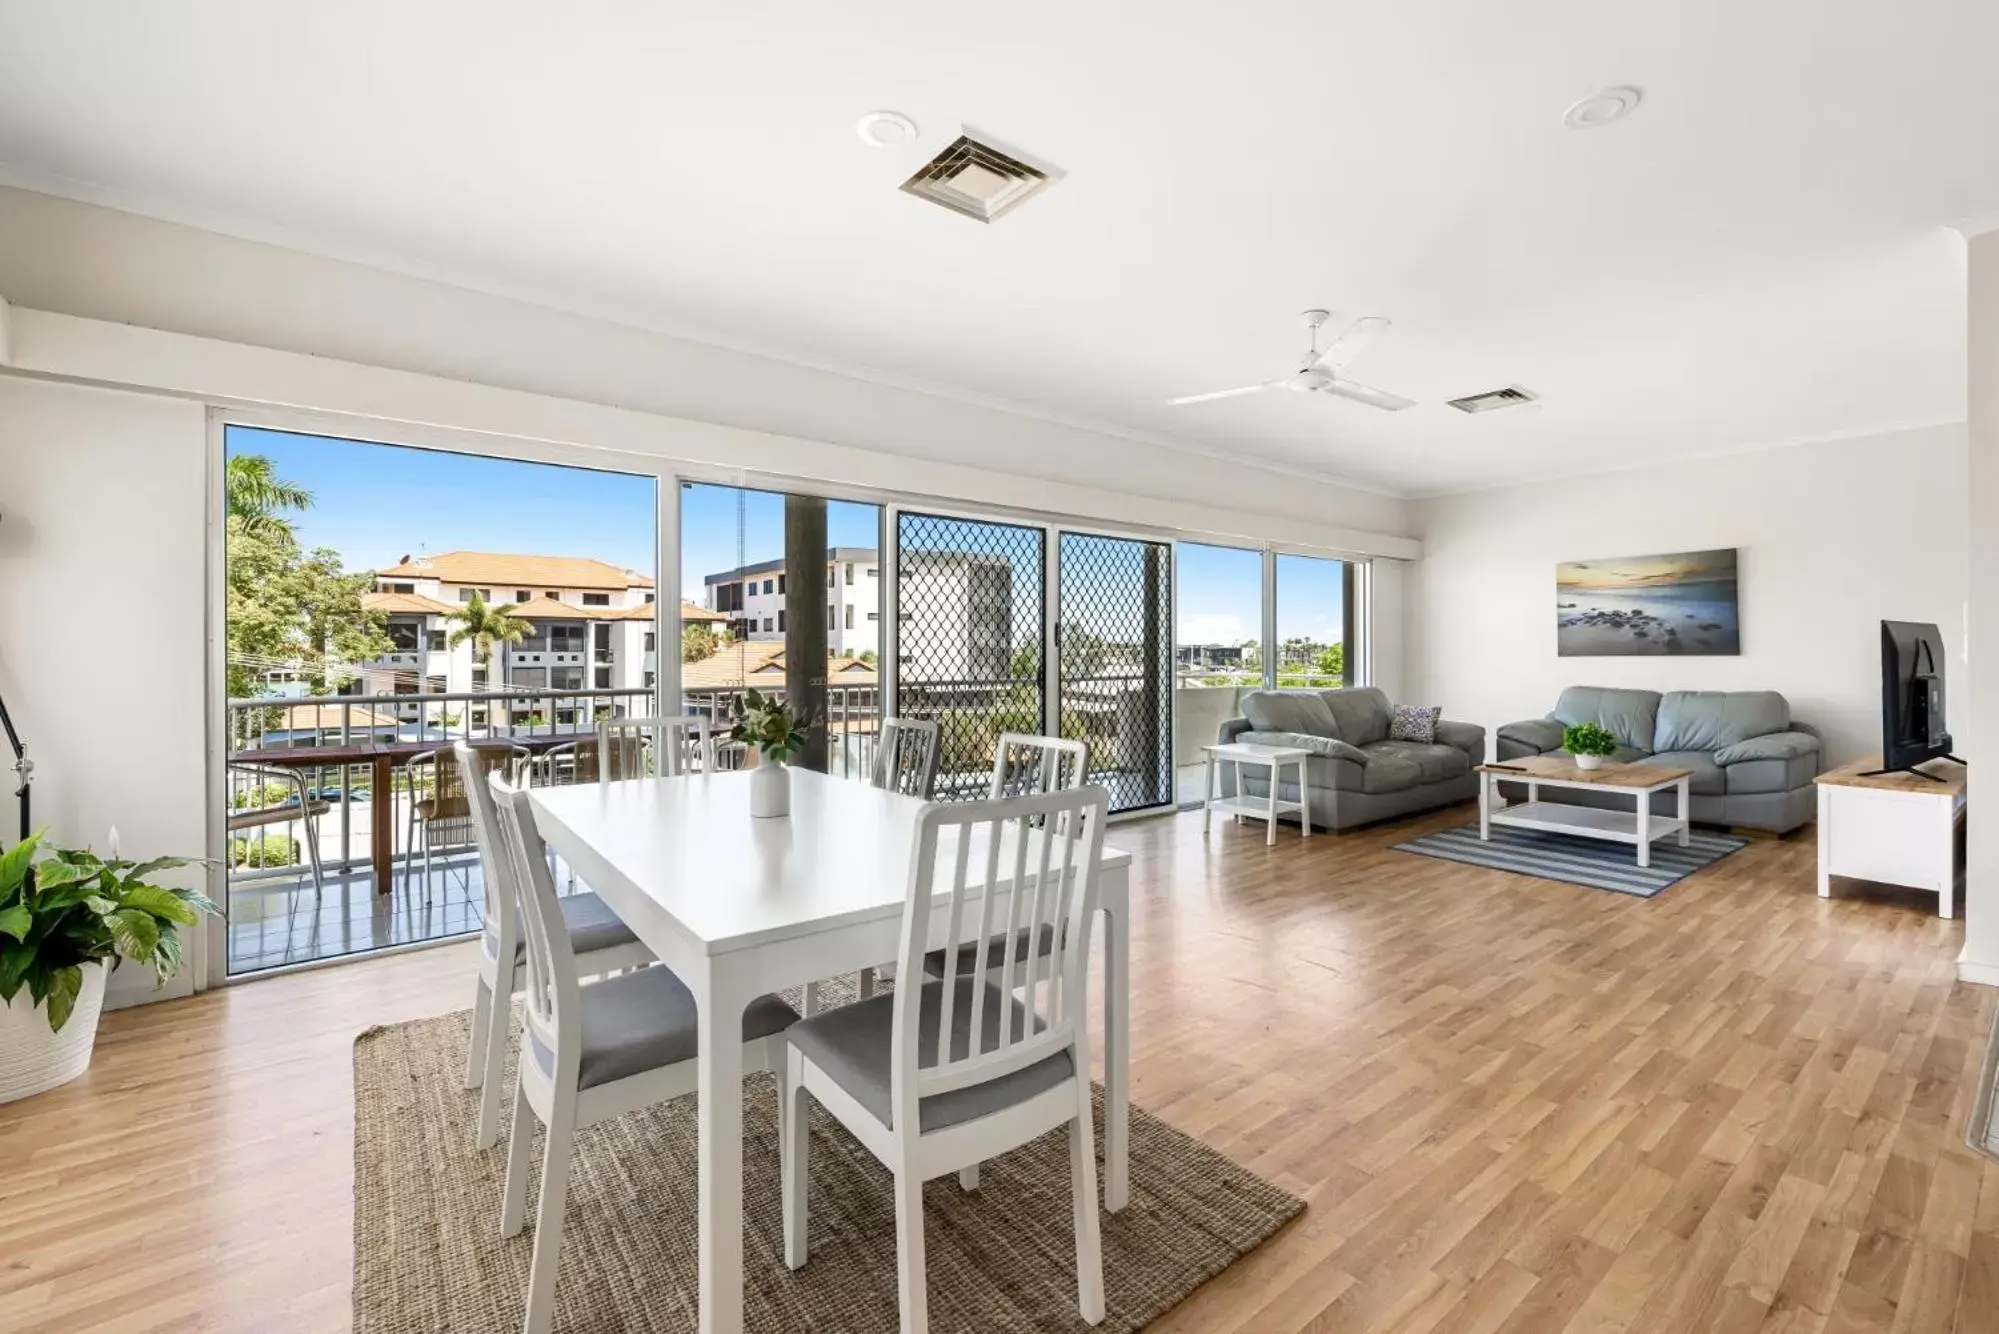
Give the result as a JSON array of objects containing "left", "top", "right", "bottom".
[
  {"left": 900, "top": 134, "right": 1055, "bottom": 223},
  {"left": 1446, "top": 384, "right": 1539, "bottom": 414}
]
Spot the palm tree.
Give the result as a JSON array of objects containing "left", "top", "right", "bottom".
[
  {"left": 225, "top": 455, "right": 312, "bottom": 541},
  {"left": 447, "top": 594, "right": 530, "bottom": 676}
]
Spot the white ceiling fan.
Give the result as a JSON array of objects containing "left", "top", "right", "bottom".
[{"left": 1167, "top": 309, "right": 1415, "bottom": 412}]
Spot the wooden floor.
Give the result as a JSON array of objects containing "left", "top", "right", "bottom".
[{"left": 3, "top": 805, "right": 1996, "bottom": 1333}]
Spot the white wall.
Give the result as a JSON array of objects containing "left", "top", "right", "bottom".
[
  {"left": 0, "top": 377, "right": 209, "bottom": 1007},
  {"left": 1963, "top": 231, "right": 1999, "bottom": 985},
  {"left": 1407, "top": 424, "right": 1969, "bottom": 765},
  {"left": 0, "top": 185, "right": 1412, "bottom": 544}
]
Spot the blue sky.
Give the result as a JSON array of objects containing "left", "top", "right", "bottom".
[{"left": 229, "top": 427, "right": 1344, "bottom": 644}]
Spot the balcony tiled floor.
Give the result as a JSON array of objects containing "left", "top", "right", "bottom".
[{"left": 225, "top": 850, "right": 586, "bottom": 974}]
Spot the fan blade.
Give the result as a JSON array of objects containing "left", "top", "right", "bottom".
[
  {"left": 1166, "top": 380, "right": 1282, "bottom": 406},
  {"left": 1319, "top": 316, "right": 1391, "bottom": 371},
  {"left": 1321, "top": 377, "right": 1415, "bottom": 412}
]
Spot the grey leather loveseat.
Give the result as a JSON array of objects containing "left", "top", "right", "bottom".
[
  {"left": 1218, "top": 686, "right": 1485, "bottom": 831},
  {"left": 1496, "top": 686, "right": 1822, "bottom": 833}
]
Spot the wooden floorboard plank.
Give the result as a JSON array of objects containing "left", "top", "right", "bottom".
[{"left": 0, "top": 803, "right": 1992, "bottom": 1333}]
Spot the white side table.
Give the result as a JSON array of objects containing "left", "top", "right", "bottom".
[
  {"left": 1815, "top": 756, "right": 1966, "bottom": 918},
  {"left": 1202, "top": 742, "right": 1312, "bottom": 845}
]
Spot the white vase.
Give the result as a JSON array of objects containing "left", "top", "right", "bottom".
[
  {"left": 0, "top": 960, "right": 108, "bottom": 1105},
  {"left": 1573, "top": 752, "right": 1605, "bottom": 771},
  {"left": 750, "top": 758, "right": 790, "bottom": 818}
]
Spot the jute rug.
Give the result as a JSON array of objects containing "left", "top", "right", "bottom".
[{"left": 354, "top": 999, "right": 1302, "bottom": 1332}]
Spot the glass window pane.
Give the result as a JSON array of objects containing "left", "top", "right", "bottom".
[
  {"left": 1275, "top": 553, "right": 1354, "bottom": 689},
  {"left": 1175, "top": 541, "right": 1264, "bottom": 803}
]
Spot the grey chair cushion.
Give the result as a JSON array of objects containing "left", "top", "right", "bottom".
[
  {"left": 1551, "top": 687, "right": 1662, "bottom": 754},
  {"left": 514, "top": 891, "right": 642, "bottom": 963},
  {"left": 529, "top": 966, "right": 798, "bottom": 1091},
  {"left": 1654, "top": 691, "right": 1791, "bottom": 753},
  {"left": 1362, "top": 740, "right": 1472, "bottom": 787},
  {"left": 1638, "top": 750, "right": 1726, "bottom": 797},
  {"left": 922, "top": 923, "right": 1058, "bottom": 979},
  {"left": 1239, "top": 690, "right": 1340, "bottom": 738},
  {"left": 1319, "top": 687, "right": 1393, "bottom": 746},
  {"left": 788, "top": 976, "right": 1076, "bottom": 1133},
  {"left": 1726, "top": 753, "right": 1820, "bottom": 796},
  {"left": 1712, "top": 730, "right": 1821, "bottom": 766}
]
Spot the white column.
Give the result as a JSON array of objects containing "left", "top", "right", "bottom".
[{"left": 1963, "top": 228, "right": 1999, "bottom": 986}]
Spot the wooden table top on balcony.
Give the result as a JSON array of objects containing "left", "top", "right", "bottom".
[{"left": 229, "top": 736, "right": 576, "bottom": 895}]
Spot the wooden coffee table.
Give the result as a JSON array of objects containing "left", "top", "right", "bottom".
[{"left": 1476, "top": 754, "right": 1693, "bottom": 867}]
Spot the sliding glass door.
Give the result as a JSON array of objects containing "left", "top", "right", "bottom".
[
  {"left": 1058, "top": 532, "right": 1172, "bottom": 813},
  {"left": 892, "top": 510, "right": 1047, "bottom": 799},
  {"left": 1275, "top": 552, "right": 1357, "bottom": 688}
]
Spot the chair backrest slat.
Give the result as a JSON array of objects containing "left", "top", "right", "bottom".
[
  {"left": 891, "top": 785, "right": 1108, "bottom": 1122},
  {"left": 489, "top": 775, "right": 582, "bottom": 1082},
  {"left": 455, "top": 741, "right": 532, "bottom": 940},
  {"left": 600, "top": 715, "right": 714, "bottom": 779},
  {"left": 871, "top": 717, "right": 941, "bottom": 799},
  {"left": 990, "top": 732, "right": 1088, "bottom": 800}
]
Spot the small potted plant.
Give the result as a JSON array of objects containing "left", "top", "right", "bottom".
[
  {"left": 730, "top": 689, "right": 812, "bottom": 819},
  {"left": 0, "top": 830, "right": 218, "bottom": 1104},
  {"left": 1562, "top": 722, "right": 1618, "bottom": 771}
]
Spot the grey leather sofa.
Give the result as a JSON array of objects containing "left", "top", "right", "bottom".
[
  {"left": 1218, "top": 687, "right": 1484, "bottom": 831},
  {"left": 1496, "top": 686, "right": 1822, "bottom": 833}
]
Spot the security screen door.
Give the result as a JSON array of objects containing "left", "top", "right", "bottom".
[{"left": 1057, "top": 532, "right": 1172, "bottom": 813}]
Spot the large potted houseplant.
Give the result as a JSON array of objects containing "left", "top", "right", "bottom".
[
  {"left": 730, "top": 690, "right": 812, "bottom": 819},
  {"left": 1562, "top": 722, "right": 1619, "bottom": 771},
  {"left": 0, "top": 830, "right": 218, "bottom": 1104}
]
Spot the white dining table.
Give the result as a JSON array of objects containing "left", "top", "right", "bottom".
[{"left": 527, "top": 766, "right": 1133, "bottom": 1334}]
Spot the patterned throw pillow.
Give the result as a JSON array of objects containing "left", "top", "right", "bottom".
[{"left": 1388, "top": 704, "right": 1441, "bottom": 744}]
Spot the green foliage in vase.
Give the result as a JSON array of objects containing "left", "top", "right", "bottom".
[
  {"left": 0, "top": 832, "right": 219, "bottom": 1033},
  {"left": 730, "top": 688, "right": 812, "bottom": 764},
  {"left": 1562, "top": 722, "right": 1618, "bottom": 758}
]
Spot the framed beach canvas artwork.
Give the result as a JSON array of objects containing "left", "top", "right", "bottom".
[{"left": 1556, "top": 548, "right": 1740, "bottom": 656}]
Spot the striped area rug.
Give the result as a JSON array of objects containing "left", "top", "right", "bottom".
[{"left": 1390, "top": 823, "right": 1749, "bottom": 897}]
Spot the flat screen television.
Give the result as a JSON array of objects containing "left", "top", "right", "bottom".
[{"left": 1877, "top": 620, "right": 1956, "bottom": 775}]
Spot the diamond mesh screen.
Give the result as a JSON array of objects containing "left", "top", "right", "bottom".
[
  {"left": 1059, "top": 533, "right": 1173, "bottom": 812},
  {"left": 894, "top": 512, "right": 1045, "bottom": 801}
]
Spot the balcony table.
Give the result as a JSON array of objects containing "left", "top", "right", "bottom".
[
  {"left": 227, "top": 735, "right": 572, "bottom": 894},
  {"left": 526, "top": 766, "right": 1134, "bottom": 1334}
]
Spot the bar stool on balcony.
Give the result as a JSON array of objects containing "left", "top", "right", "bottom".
[
  {"left": 401, "top": 741, "right": 530, "bottom": 906},
  {"left": 226, "top": 762, "right": 329, "bottom": 906}
]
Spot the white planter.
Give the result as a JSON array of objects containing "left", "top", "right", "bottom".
[
  {"left": 0, "top": 960, "right": 107, "bottom": 1104},
  {"left": 1572, "top": 752, "right": 1605, "bottom": 771},
  {"left": 750, "top": 759, "right": 791, "bottom": 819}
]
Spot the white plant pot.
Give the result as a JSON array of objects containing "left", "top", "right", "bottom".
[
  {"left": 1572, "top": 752, "right": 1605, "bottom": 771},
  {"left": 750, "top": 758, "right": 791, "bottom": 818},
  {"left": 0, "top": 960, "right": 108, "bottom": 1105}
]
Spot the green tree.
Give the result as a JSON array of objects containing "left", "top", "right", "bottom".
[
  {"left": 225, "top": 516, "right": 392, "bottom": 697},
  {"left": 448, "top": 594, "right": 530, "bottom": 672},
  {"left": 225, "top": 454, "right": 312, "bottom": 541},
  {"left": 1315, "top": 642, "right": 1345, "bottom": 680},
  {"left": 682, "top": 622, "right": 720, "bottom": 663}
]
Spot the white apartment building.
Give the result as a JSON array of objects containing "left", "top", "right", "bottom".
[
  {"left": 360, "top": 551, "right": 663, "bottom": 724},
  {"left": 703, "top": 547, "right": 881, "bottom": 657}
]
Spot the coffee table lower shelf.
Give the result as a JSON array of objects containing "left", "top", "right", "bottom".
[{"left": 1488, "top": 801, "right": 1689, "bottom": 849}]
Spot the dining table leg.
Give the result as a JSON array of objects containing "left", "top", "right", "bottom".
[
  {"left": 696, "top": 962, "right": 749, "bottom": 1334},
  {"left": 371, "top": 755, "right": 394, "bottom": 896},
  {"left": 1100, "top": 866, "right": 1130, "bottom": 1212}
]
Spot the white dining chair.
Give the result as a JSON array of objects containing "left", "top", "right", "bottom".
[
  {"left": 871, "top": 717, "right": 941, "bottom": 799},
  {"left": 921, "top": 733, "right": 1092, "bottom": 992},
  {"left": 782, "top": 784, "right": 1111, "bottom": 1333},
  {"left": 456, "top": 741, "right": 655, "bottom": 1151},
  {"left": 853, "top": 717, "right": 944, "bottom": 1002},
  {"left": 489, "top": 775, "right": 801, "bottom": 1334},
  {"left": 599, "top": 714, "right": 714, "bottom": 779}
]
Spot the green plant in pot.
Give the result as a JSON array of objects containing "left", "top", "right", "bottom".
[
  {"left": 729, "top": 689, "right": 812, "bottom": 819},
  {"left": 1562, "top": 722, "right": 1619, "bottom": 771},
  {"left": 0, "top": 830, "right": 218, "bottom": 1103}
]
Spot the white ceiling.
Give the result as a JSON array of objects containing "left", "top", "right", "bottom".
[{"left": 1, "top": 0, "right": 1992, "bottom": 496}]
